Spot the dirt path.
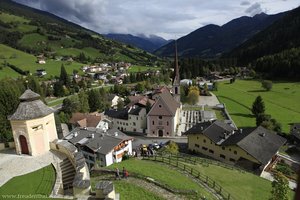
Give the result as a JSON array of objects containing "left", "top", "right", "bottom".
[{"left": 125, "top": 177, "right": 186, "bottom": 200}]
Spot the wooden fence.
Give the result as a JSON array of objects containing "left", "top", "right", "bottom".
[{"left": 143, "top": 154, "right": 237, "bottom": 200}]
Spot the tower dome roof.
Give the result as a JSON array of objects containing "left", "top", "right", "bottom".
[{"left": 8, "top": 89, "right": 53, "bottom": 120}]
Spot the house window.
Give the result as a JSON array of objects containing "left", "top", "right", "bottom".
[
  {"left": 153, "top": 131, "right": 155, "bottom": 134},
  {"left": 195, "top": 144, "right": 200, "bottom": 148},
  {"left": 159, "top": 116, "right": 162, "bottom": 119},
  {"left": 222, "top": 146, "right": 225, "bottom": 150},
  {"left": 152, "top": 121, "right": 154, "bottom": 125},
  {"left": 126, "top": 123, "right": 128, "bottom": 126},
  {"left": 167, "top": 132, "right": 169, "bottom": 135},
  {"left": 133, "top": 122, "right": 136, "bottom": 126},
  {"left": 229, "top": 158, "right": 235, "bottom": 162},
  {"left": 159, "top": 104, "right": 162, "bottom": 108},
  {"left": 220, "top": 154, "right": 225, "bottom": 159},
  {"left": 229, "top": 148, "right": 231, "bottom": 151},
  {"left": 158, "top": 121, "right": 162, "bottom": 125},
  {"left": 197, "top": 136, "right": 199, "bottom": 140},
  {"left": 209, "top": 149, "right": 214, "bottom": 154},
  {"left": 167, "top": 121, "right": 169, "bottom": 126},
  {"left": 136, "top": 117, "right": 138, "bottom": 120},
  {"left": 202, "top": 147, "right": 208, "bottom": 151},
  {"left": 203, "top": 139, "right": 206, "bottom": 143},
  {"left": 234, "top": 150, "right": 237, "bottom": 155}
]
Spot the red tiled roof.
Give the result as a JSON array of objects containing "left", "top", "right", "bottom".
[{"left": 69, "top": 113, "right": 101, "bottom": 128}]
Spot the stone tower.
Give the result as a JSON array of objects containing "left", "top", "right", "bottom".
[
  {"left": 172, "top": 40, "right": 180, "bottom": 103},
  {"left": 9, "top": 89, "right": 58, "bottom": 156}
]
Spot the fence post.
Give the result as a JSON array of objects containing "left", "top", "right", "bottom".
[
  {"left": 219, "top": 187, "right": 222, "bottom": 194},
  {"left": 213, "top": 181, "right": 215, "bottom": 188},
  {"left": 176, "top": 161, "right": 178, "bottom": 167},
  {"left": 227, "top": 194, "right": 231, "bottom": 200},
  {"left": 184, "top": 164, "right": 186, "bottom": 171},
  {"left": 155, "top": 155, "right": 156, "bottom": 161},
  {"left": 194, "top": 159, "right": 196, "bottom": 165},
  {"left": 169, "top": 155, "right": 171, "bottom": 164},
  {"left": 191, "top": 168, "right": 193, "bottom": 175},
  {"left": 162, "top": 157, "right": 164, "bottom": 163}
]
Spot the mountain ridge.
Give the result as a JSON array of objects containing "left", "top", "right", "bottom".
[{"left": 154, "top": 12, "right": 286, "bottom": 58}]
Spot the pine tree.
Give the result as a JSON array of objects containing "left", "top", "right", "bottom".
[
  {"left": 59, "top": 64, "right": 71, "bottom": 87},
  {"left": 252, "top": 95, "right": 265, "bottom": 117},
  {"left": 53, "top": 81, "right": 65, "bottom": 97}
]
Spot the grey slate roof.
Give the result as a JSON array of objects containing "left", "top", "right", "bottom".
[
  {"left": 19, "top": 89, "right": 40, "bottom": 101},
  {"left": 202, "top": 120, "right": 236, "bottom": 143},
  {"left": 104, "top": 108, "right": 129, "bottom": 120},
  {"left": 67, "top": 128, "right": 132, "bottom": 155},
  {"left": 9, "top": 89, "right": 53, "bottom": 120},
  {"left": 235, "top": 126, "right": 286, "bottom": 164}
]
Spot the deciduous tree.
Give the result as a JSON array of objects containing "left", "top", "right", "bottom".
[{"left": 269, "top": 172, "right": 289, "bottom": 200}]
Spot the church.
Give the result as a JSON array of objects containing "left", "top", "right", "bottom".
[
  {"left": 147, "top": 41, "right": 182, "bottom": 137},
  {"left": 8, "top": 89, "right": 58, "bottom": 156}
]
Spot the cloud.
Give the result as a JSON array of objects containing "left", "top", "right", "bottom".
[
  {"left": 240, "top": 1, "right": 251, "bottom": 6},
  {"left": 245, "top": 2, "right": 263, "bottom": 16},
  {"left": 12, "top": 0, "right": 300, "bottom": 39}
]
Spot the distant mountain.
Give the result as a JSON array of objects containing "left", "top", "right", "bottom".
[
  {"left": 104, "top": 33, "right": 169, "bottom": 52},
  {"left": 154, "top": 12, "right": 286, "bottom": 58},
  {"left": 226, "top": 6, "right": 300, "bottom": 79}
]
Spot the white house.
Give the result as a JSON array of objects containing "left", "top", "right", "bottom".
[{"left": 66, "top": 128, "right": 133, "bottom": 168}]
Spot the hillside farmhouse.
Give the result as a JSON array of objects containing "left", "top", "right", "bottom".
[{"left": 185, "top": 120, "right": 286, "bottom": 173}]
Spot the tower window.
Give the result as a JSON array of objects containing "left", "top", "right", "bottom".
[{"left": 175, "top": 87, "right": 178, "bottom": 94}]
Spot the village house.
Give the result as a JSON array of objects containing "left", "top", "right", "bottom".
[
  {"left": 36, "top": 69, "right": 47, "bottom": 77},
  {"left": 107, "top": 94, "right": 124, "bottom": 109},
  {"left": 185, "top": 120, "right": 286, "bottom": 174},
  {"left": 69, "top": 112, "right": 103, "bottom": 130},
  {"left": 65, "top": 127, "right": 133, "bottom": 168},
  {"left": 104, "top": 95, "right": 154, "bottom": 134}
]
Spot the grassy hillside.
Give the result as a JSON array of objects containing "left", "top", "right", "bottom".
[
  {"left": 0, "top": 44, "right": 84, "bottom": 78},
  {"left": 0, "top": 0, "right": 163, "bottom": 79},
  {"left": 213, "top": 80, "right": 300, "bottom": 133}
]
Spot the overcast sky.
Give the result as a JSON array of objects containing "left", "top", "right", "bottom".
[{"left": 13, "top": 0, "right": 300, "bottom": 39}]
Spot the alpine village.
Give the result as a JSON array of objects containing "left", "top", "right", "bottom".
[{"left": 0, "top": 0, "right": 300, "bottom": 200}]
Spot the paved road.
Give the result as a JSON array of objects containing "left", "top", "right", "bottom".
[
  {"left": 197, "top": 93, "right": 220, "bottom": 107},
  {"left": 131, "top": 135, "right": 187, "bottom": 150}
]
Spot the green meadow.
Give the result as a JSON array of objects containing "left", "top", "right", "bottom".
[
  {"left": 0, "top": 44, "right": 84, "bottom": 79},
  {"left": 213, "top": 80, "right": 300, "bottom": 133}
]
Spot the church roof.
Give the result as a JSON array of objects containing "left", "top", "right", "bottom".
[
  {"left": 9, "top": 89, "right": 53, "bottom": 120},
  {"left": 148, "top": 90, "right": 180, "bottom": 116}
]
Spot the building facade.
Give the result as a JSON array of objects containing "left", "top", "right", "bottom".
[{"left": 147, "top": 91, "right": 181, "bottom": 137}]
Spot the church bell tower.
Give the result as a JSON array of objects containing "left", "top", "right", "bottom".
[{"left": 172, "top": 40, "right": 180, "bottom": 103}]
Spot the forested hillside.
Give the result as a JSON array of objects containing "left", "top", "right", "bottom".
[
  {"left": 155, "top": 12, "right": 285, "bottom": 58},
  {"left": 227, "top": 6, "right": 300, "bottom": 80}
]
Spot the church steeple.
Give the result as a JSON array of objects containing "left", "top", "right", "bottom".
[{"left": 172, "top": 40, "right": 180, "bottom": 103}]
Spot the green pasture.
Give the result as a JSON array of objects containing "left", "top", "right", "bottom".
[
  {"left": 214, "top": 80, "right": 300, "bottom": 133},
  {"left": 128, "top": 65, "right": 156, "bottom": 73},
  {"left": 0, "top": 12, "right": 29, "bottom": 23},
  {"left": 0, "top": 44, "right": 84, "bottom": 78}
]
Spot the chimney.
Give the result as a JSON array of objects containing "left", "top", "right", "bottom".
[
  {"left": 74, "top": 132, "right": 78, "bottom": 137},
  {"left": 201, "top": 126, "right": 203, "bottom": 131},
  {"left": 239, "top": 129, "right": 243, "bottom": 133},
  {"left": 91, "top": 133, "right": 94, "bottom": 139}
]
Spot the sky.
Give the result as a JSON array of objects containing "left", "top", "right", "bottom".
[{"left": 13, "top": 0, "right": 300, "bottom": 40}]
